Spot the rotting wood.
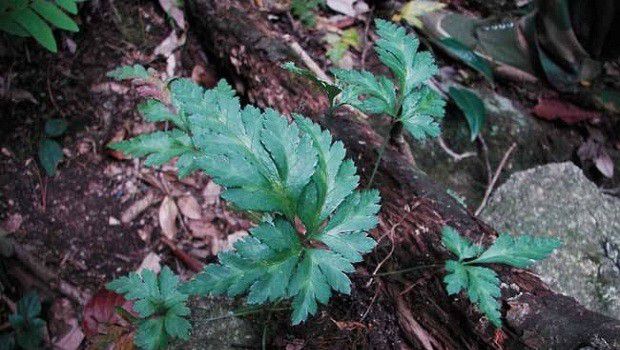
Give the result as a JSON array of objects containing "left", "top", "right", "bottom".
[{"left": 186, "top": 1, "right": 620, "bottom": 348}]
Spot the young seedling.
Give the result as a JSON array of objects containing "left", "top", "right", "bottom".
[
  {"left": 441, "top": 226, "right": 560, "bottom": 327},
  {"left": 107, "top": 267, "right": 191, "bottom": 350},
  {"left": 1, "top": 291, "right": 46, "bottom": 350},
  {"left": 286, "top": 19, "right": 446, "bottom": 186},
  {"left": 106, "top": 64, "right": 380, "bottom": 349}
]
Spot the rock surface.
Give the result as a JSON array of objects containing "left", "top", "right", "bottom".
[
  {"left": 176, "top": 296, "right": 260, "bottom": 349},
  {"left": 410, "top": 86, "right": 581, "bottom": 208},
  {"left": 482, "top": 162, "right": 620, "bottom": 319}
]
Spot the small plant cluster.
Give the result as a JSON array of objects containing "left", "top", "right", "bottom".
[
  {"left": 38, "top": 118, "right": 68, "bottom": 176},
  {"left": 441, "top": 226, "right": 560, "bottom": 327},
  {"left": 0, "top": 0, "right": 81, "bottom": 52},
  {"left": 105, "top": 50, "right": 380, "bottom": 345},
  {"left": 103, "top": 20, "right": 560, "bottom": 349},
  {"left": 0, "top": 292, "right": 46, "bottom": 350},
  {"left": 291, "top": 0, "right": 324, "bottom": 27}
]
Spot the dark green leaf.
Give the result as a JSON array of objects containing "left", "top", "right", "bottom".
[
  {"left": 44, "top": 118, "right": 68, "bottom": 137},
  {"left": 38, "top": 138, "right": 63, "bottom": 176},
  {"left": 31, "top": 0, "right": 78, "bottom": 32},
  {"left": 448, "top": 87, "right": 485, "bottom": 141},
  {"left": 106, "top": 64, "right": 150, "bottom": 80},
  {"left": 282, "top": 62, "right": 341, "bottom": 105},
  {"left": 11, "top": 7, "right": 57, "bottom": 52},
  {"left": 55, "top": 0, "right": 78, "bottom": 15},
  {"left": 440, "top": 38, "right": 494, "bottom": 84}
]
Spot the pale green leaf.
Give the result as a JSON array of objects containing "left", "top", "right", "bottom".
[
  {"left": 109, "top": 130, "right": 194, "bottom": 167},
  {"left": 471, "top": 234, "right": 561, "bottom": 268},
  {"left": 397, "top": 0, "right": 447, "bottom": 29},
  {"left": 441, "top": 225, "right": 482, "bottom": 261},
  {"left": 106, "top": 64, "right": 149, "bottom": 80}
]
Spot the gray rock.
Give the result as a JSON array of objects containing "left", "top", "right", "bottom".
[
  {"left": 175, "top": 296, "right": 260, "bottom": 349},
  {"left": 410, "top": 86, "right": 581, "bottom": 208},
  {"left": 482, "top": 162, "right": 620, "bottom": 319}
]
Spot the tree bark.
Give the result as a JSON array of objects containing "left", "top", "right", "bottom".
[{"left": 186, "top": 0, "right": 620, "bottom": 348}]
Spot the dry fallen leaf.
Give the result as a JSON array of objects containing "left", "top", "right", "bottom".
[
  {"left": 202, "top": 181, "right": 221, "bottom": 205},
  {"left": 595, "top": 153, "right": 614, "bottom": 178},
  {"left": 137, "top": 252, "right": 161, "bottom": 273},
  {"left": 121, "top": 192, "right": 161, "bottom": 224},
  {"left": 159, "top": 196, "right": 178, "bottom": 239},
  {"left": 177, "top": 195, "right": 202, "bottom": 220},
  {"left": 158, "top": 0, "right": 186, "bottom": 29},
  {"left": 187, "top": 219, "right": 219, "bottom": 239},
  {"left": 326, "top": 0, "right": 369, "bottom": 17}
]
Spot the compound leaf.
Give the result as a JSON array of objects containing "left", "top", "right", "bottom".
[
  {"left": 441, "top": 225, "right": 482, "bottom": 261},
  {"left": 332, "top": 68, "right": 397, "bottom": 116},
  {"left": 374, "top": 19, "right": 437, "bottom": 96},
  {"left": 401, "top": 86, "right": 445, "bottom": 140},
  {"left": 471, "top": 234, "right": 561, "bottom": 268},
  {"left": 110, "top": 130, "right": 194, "bottom": 167}
]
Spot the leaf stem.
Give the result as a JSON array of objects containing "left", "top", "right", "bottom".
[{"left": 366, "top": 122, "right": 394, "bottom": 188}]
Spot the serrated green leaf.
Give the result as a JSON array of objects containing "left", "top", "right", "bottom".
[
  {"left": 443, "top": 260, "right": 468, "bottom": 295},
  {"left": 44, "top": 118, "right": 68, "bottom": 137},
  {"left": 184, "top": 219, "right": 302, "bottom": 303},
  {"left": 186, "top": 82, "right": 318, "bottom": 217},
  {"left": 440, "top": 38, "right": 494, "bottom": 84},
  {"left": 294, "top": 116, "right": 359, "bottom": 231},
  {"left": 401, "top": 86, "right": 445, "bottom": 140},
  {"left": 375, "top": 19, "right": 437, "bottom": 96},
  {"left": 31, "top": 0, "right": 78, "bottom": 32},
  {"left": 283, "top": 62, "right": 341, "bottom": 105},
  {"left": 107, "top": 266, "right": 190, "bottom": 349},
  {"left": 55, "top": 0, "right": 78, "bottom": 15},
  {"left": 470, "top": 234, "right": 561, "bottom": 268},
  {"left": 288, "top": 249, "right": 331, "bottom": 325},
  {"left": 332, "top": 68, "right": 397, "bottom": 116},
  {"left": 12, "top": 7, "right": 57, "bottom": 52},
  {"left": 465, "top": 266, "right": 501, "bottom": 327},
  {"left": 109, "top": 130, "right": 193, "bottom": 167},
  {"left": 314, "top": 190, "right": 380, "bottom": 240},
  {"left": 135, "top": 318, "right": 167, "bottom": 350},
  {"left": 441, "top": 226, "right": 482, "bottom": 261},
  {"left": 106, "top": 64, "right": 149, "bottom": 80},
  {"left": 449, "top": 87, "right": 485, "bottom": 141},
  {"left": 138, "top": 99, "right": 186, "bottom": 130},
  {"left": 38, "top": 138, "right": 63, "bottom": 176}
]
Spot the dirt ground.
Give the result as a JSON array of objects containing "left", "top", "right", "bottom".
[{"left": 1, "top": 0, "right": 618, "bottom": 348}]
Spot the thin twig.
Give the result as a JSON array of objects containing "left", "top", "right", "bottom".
[
  {"left": 366, "top": 264, "right": 442, "bottom": 277},
  {"left": 477, "top": 135, "right": 492, "bottom": 184},
  {"left": 367, "top": 130, "right": 390, "bottom": 188},
  {"left": 283, "top": 35, "right": 332, "bottom": 83},
  {"left": 475, "top": 142, "right": 517, "bottom": 216},
  {"left": 360, "top": 7, "right": 374, "bottom": 70},
  {"left": 437, "top": 136, "right": 476, "bottom": 162}
]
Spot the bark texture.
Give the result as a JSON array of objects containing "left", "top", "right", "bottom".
[{"left": 187, "top": 0, "right": 620, "bottom": 348}]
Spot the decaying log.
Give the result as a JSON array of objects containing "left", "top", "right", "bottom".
[{"left": 186, "top": 0, "right": 620, "bottom": 348}]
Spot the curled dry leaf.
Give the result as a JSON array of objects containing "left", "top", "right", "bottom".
[
  {"left": 177, "top": 195, "right": 202, "bottom": 220},
  {"left": 326, "top": 0, "right": 369, "bottom": 17},
  {"left": 532, "top": 98, "right": 600, "bottom": 124},
  {"left": 158, "top": 0, "right": 186, "bottom": 29},
  {"left": 121, "top": 192, "right": 161, "bottom": 224},
  {"left": 578, "top": 140, "right": 615, "bottom": 178},
  {"left": 159, "top": 196, "right": 178, "bottom": 239},
  {"left": 594, "top": 153, "right": 614, "bottom": 178},
  {"left": 82, "top": 290, "right": 133, "bottom": 337}
]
